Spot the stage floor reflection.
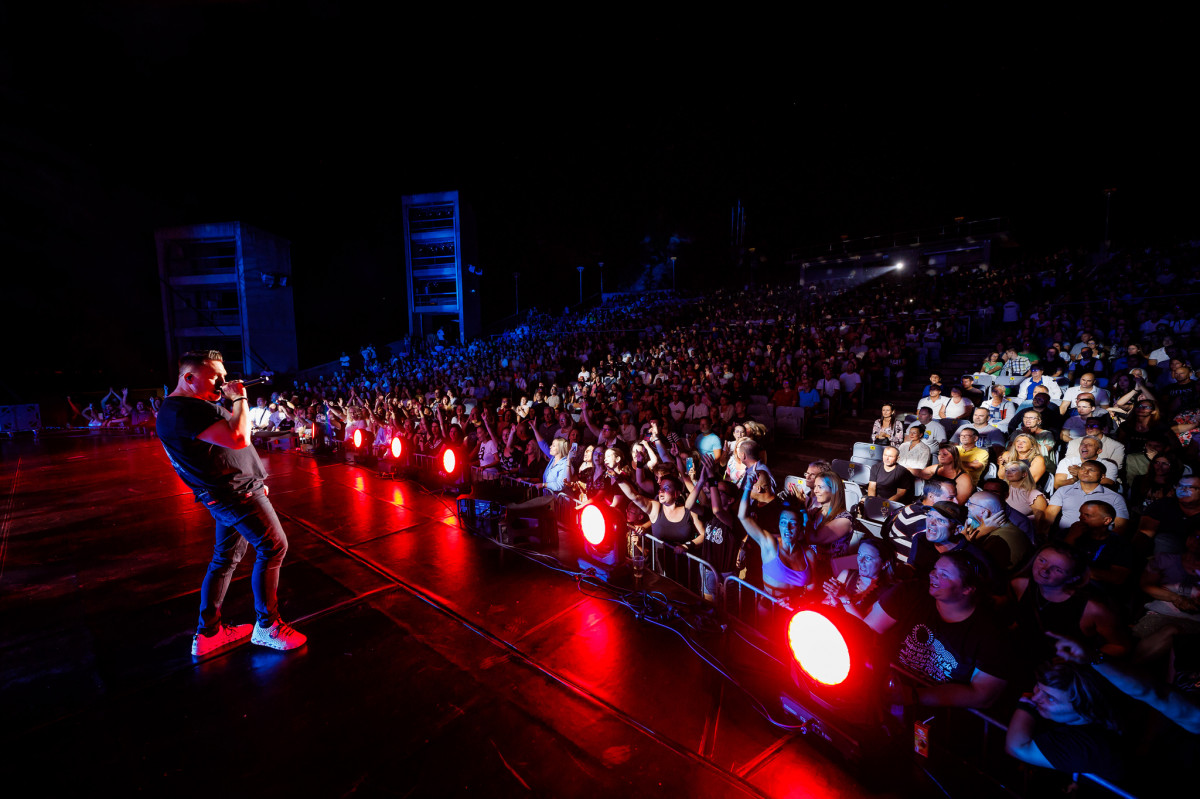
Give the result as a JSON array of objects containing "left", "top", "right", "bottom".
[{"left": 1, "top": 433, "right": 880, "bottom": 798}]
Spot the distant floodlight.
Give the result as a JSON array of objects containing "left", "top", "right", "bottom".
[{"left": 896, "top": 262, "right": 904, "bottom": 269}]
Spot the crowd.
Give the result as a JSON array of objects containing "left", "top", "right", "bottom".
[{"left": 70, "top": 238, "right": 1200, "bottom": 790}]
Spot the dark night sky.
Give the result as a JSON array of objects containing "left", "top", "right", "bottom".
[{"left": 2, "top": 2, "right": 1195, "bottom": 401}]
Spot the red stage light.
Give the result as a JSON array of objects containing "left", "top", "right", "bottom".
[
  {"left": 442, "top": 448, "right": 457, "bottom": 474},
  {"left": 788, "top": 610, "right": 851, "bottom": 686},
  {"left": 390, "top": 436, "right": 403, "bottom": 459},
  {"left": 353, "top": 428, "right": 364, "bottom": 449},
  {"left": 580, "top": 504, "right": 607, "bottom": 546}
]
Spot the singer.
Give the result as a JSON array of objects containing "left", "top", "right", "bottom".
[{"left": 156, "top": 350, "right": 307, "bottom": 657}]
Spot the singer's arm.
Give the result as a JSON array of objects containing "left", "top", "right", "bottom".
[{"left": 198, "top": 382, "right": 252, "bottom": 449}]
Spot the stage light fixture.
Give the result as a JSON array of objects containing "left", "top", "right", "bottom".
[
  {"left": 346, "top": 427, "right": 375, "bottom": 465},
  {"left": 783, "top": 606, "right": 886, "bottom": 734},
  {"left": 771, "top": 606, "right": 898, "bottom": 762},
  {"left": 575, "top": 498, "right": 627, "bottom": 577},
  {"left": 789, "top": 610, "right": 851, "bottom": 686},
  {"left": 580, "top": 504, "right": 608, "bottom": 546},
  {"left": 379, "top": 434, "right": 415, "bottom": 479},
  {"left": 434, "top": 443, "right": 471, "bottom": 494}
]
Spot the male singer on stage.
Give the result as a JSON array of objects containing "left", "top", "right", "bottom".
[{"left": 157, "top": 350, "right": 307, "bottom": 657}]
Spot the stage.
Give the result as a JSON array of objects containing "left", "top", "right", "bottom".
[{"left": 1, "top": 433, "right": 903, "bottom": 797}]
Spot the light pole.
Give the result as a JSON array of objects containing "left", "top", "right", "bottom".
[
  {"left": 576, "top": 266, "right": 585, "bottom": 305},
  {"left": 669, "top": 256, "right": 677, "bottom": 292},
  {"left": 1102, "top": 188, "right": 1116, "bottom": 259},
  {"left": 513, "top": 272, "right": 520, "bottom": 315}
]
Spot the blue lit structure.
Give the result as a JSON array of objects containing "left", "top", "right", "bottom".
[
  {"left": 402, "top": 191, "right": 480, "bottom": 344},
  {"left": 155, "top": 222, "right": 299, "bottom": 378}
]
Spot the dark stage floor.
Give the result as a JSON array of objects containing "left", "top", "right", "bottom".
[{"left": 1, "top": 433, "right": 897, "bottom": 798}]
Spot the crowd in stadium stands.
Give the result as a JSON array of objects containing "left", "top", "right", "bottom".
[{"left": 69, "top": 239, "right": 1200, "bottom": 789}]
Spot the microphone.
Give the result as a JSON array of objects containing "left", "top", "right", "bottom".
[{"left": 238, "top": 375, "right": 273, "bottom": 388}]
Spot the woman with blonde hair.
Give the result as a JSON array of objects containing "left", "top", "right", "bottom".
[
  {"left": 1001, "top": 459, "right": 1048, "bottom": 526},
  {"left": 530, "top": 422, "right": 572, "bottom": 492},
  {"left": 912, "top": 443, "right": 974, "bottom": 504},
  {"left": 998, "top": 433, "right": 1049, "bottom": 486}
]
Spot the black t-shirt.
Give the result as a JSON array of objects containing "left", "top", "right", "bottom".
[
  {"left": 157, "top": 396, "right": 266, "bottom": 498},
  {"left": 1164, "top": 379, "right": 1199, "bottom": 413},
  {"left": 870, "top": 461, "right": 915, "bottom": 500},
  {"left": 1033, "top": 719, "right": 1125, "bottom": 782},
  {"left": 962, "top": 386, "right": 986, "bottom": 406},
  {"left": 879, "top": 580, "right": 1015, "bottom": 685},
  {"left": 700, "top": 511, "right": 743, "bottom": 573},
  {"left": 1143, "top": 497, "right": 1200, "bottom": 555},
  {"left": 1115, "top": 420, "right": 1169, "bottom": 457}
]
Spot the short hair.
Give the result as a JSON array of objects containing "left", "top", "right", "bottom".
[
  {"left": 739, "top": 438, "right": 764, "bottom": 461},
  {"left": 980, "top": 478, "right": 1009, "bottom": 500},
  {"left": 808, "top": 459, "right": 833, "bottom": 476},
  {"left": 910, "top": 423, "right": 926, "bottom": 436},
  {"left": 1029, "top": 541, "right": 1089, "bottom": 589},
  {"left": 178, "top": 349, "right": 223, "bottom": 376},
  {"left": 923, "top": 476, "right": 956, "bottom": 501},
  {"left": 1080, "top": 499, "right": 1116, "bottom": 520}
]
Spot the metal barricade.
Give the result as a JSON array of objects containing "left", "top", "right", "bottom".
[
  {"left": 549, "top": 491, "right": 578, "bottom": 530},
  {"left": 721, "top": 575, "right": 793, "bottom": 635},
  {"left": 887, "top": 662, "right": 1139, "bottom": 799},
  {"left": 643, "top": 532, "right": 723, "bottom": 603}
]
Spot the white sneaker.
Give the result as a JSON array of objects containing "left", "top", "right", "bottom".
[
  {"left": 191, "top": 623, "right": 253, "bottom": 658},
  {"left": 251, "top": 619, "right": 307, "bottom": 651}
]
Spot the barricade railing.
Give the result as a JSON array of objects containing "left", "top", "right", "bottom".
[
  {"left": 720, "top": 576, "right": 794, "bottom": 645},
  {"left": 642, "top": 532, "right": 722, "bottom": 602},
  {"left": 549, "top": 491, "right": 578, "bottom": 529},
  {"left": 357, "top": 454, "right": 1141, "bottom": 798},
  {"left": 890, "top": 663, "right": 1140, "bottom": 799}
]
